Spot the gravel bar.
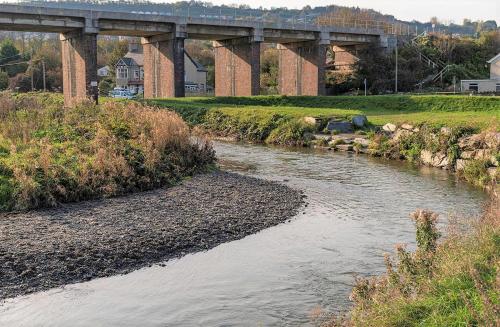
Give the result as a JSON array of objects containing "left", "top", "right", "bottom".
[{"left": 0, "top": 172, "right": 305, "bottom": 300}]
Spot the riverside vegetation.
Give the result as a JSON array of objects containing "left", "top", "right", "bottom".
[
  {"left": 0, "top": 92, "right": 215, "bottom": 211},
  {"left": 312, "top": 198, "right": 499, "bottom": 327},
  {"left": 148, "top": 95, "right": 499, "bottom": 189}
]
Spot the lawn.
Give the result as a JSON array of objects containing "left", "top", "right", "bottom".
[{"left": 148, "top": 95, "right": 500, "bottom": 131}]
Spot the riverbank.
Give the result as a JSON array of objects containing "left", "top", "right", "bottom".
[
  {"left": 324, "top": 197, "right": 499, "bottom": 327},
  {"left": 149, "top": 95, "right": 499, "bottom": 189},
  {"left": 0, "top": 171, "right": 305, "bottom": 300}
]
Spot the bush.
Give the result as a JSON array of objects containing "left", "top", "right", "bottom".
[
  {"left": 0, "top": 71, "right": 8, "bottom": 90},
  {"left": 0, "top": 93, "right": 215, "bottom": 211},
  {"left": 265, "top": 119, "right": 313, "bottom": 146}
]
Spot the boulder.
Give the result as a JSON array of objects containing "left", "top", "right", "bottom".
[
  {"left": 401, "top": 123, "right": 414, "bottom": 130},
  {"left": 484, "top": 132, "right": 500, "bottom": 149},
  {"left": 354, "top": 138, "right": 370, "bottom": 147},
  {"left": 313, "top": 134, "right": 332, "bottom": 142},
  {"left": 326, "top": 120, "right": 354, "bottom": 134},
  {"left": 440, "top": 127, "right": 452, "bottom": 136},
  {"left": 393, "top": 129, "right": 413, "bottom": 142},
  {"left": 460, "top": 151, "right": 476, "bottom": 160},
  {"left": 351, "top": 115, "right": 368, "bottom": 128},
  {"left": 455, "top": 159, "right": 467, "bottom": 171},
  {"left": 336, "top": 144, "right": 354, "bottom": 152},
  {"left": 432, "top": 152, "right": 449, "bottom": 168},
  {"left": 420, "top": 150, "right": 433, "bottom": 166},
  {"left": 458, "top": 134, "right": 483, "bottom": 150},
  {"left": 487, "top": 167, "right": 498, "bottom": 180},
  {"left": 382, "top": 123, "right": 397, "bottom": 132},
  {"left": 303, "top": 116, "right": 319, "bottom": 126},
  {"left": 474, "top": 149, "right": 492, "bottom": 160}
]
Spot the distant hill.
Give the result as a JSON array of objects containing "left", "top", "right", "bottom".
[{"left": 10, "top": 0, "right": 500, "bottom": 36}]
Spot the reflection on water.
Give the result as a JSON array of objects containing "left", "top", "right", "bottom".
[{"left": 0, "top": 142, "right": 486, "bottom": 327}]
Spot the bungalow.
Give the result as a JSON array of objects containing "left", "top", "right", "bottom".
[
  {"left": 461, "top": 53, "right": 500, "bottom": 93},
  {"left": 115, "top": 43, "right": 208, "bottom": 94}
]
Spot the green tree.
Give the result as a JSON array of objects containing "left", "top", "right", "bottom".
[
  {"left": 0, "top": 39, "right": 20, "bottom": 63},
  {"left": 0, "top": 71, "right": 8, "bottom": 90}
]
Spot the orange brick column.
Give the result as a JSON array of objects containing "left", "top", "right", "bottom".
[
  {"left": 214, "top": 37, "right": 261, "bottom": 96},
  {"left": 278, "top": 41, "right": 328, "bottom": 96},
  {"left": 142, "top": 27, "right": 186, "bottom": 99},
  {"left": 60, "top": 31, "right": 98, "bottom": 106}
]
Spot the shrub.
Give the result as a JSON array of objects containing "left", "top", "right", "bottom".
[
  {"left": 265, "top": 119, "right": 313, "bottom": 146},
  {"left": 0, "top": 94, "right": 215, "bottom": 211},
  {"left": 462, "top": 159, "right": 492, "bottom": 187}
]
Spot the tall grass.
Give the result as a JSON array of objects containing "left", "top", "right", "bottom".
[
  {"left": 327, "top": 198, "right": 499, "bottom": 326},
  {"left": 0, "top": 92, "right": 215, "bottom": 211}
]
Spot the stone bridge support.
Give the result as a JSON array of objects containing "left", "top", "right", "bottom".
[
  {"left": 214, "top": 36, "right": 261, "bottom": 96},
  {"left": 60, "top": 31, "right": 98, "bottom": 106},
  {"left": 142, "top": 25, "right": 186, "bottom": 98},
  {"left": 278, "top": 37, "right": 329, "bottom": 96}
]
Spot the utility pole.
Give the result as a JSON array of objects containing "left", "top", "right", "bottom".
[
  {"left": 42, "top": 60, "right": 46, "bottom": 92},
  {"left": 395, "top": 38, "right": 398, "bottom": 94}
]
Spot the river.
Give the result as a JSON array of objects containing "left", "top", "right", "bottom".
[{"left": 0, "top": 142, "right": 487, "bottom": 326}]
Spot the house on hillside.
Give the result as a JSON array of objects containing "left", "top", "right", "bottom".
[
  {"left": 115, "top": 42, "right": 208, "bottom": 94},
  {"left": 97, "top": 66, "right": 110, "bottom": 77},
  {"left": 460, "top": 53, "right": 500, "bottom": 93}
]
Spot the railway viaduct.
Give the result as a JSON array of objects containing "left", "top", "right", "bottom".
[{"left": 0, "top": 4, "right": 395, "bottom": 105}]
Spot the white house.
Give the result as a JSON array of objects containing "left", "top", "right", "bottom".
[
  {"left": 461, "top": 53, "right": 500, "bottom": 93},
  {"left": 97, "top": 65, "right": 110, "bottom": 77}
]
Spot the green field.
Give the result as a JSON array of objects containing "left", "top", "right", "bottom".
[{"left": 148, "top": 95, "right": 500, "bottom": 131}]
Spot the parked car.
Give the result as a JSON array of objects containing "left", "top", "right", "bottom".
[{"left": 109, "top": 89, "right": 136, "bottom": 99}]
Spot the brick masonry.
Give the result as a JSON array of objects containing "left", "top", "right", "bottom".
[
  {"left": 143, "top": 36, "right": 185, "bottom": 99},
  {"left": 60, "top": 32, "right": 98, "bottom": 106},
  {"left": 214, "top": 38, "right": 260, "bottom": 96},
  {"left": 278, "top": 42, "right": 327, "bottom": 96}
]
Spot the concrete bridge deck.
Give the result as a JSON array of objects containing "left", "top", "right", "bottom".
[{"left": 0, "top": 4, "right": 395, "bottom": 104}]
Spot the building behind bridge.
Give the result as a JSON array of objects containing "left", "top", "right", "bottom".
[{"left": 115, "top": 41, "right": 208, "bottom": 95}]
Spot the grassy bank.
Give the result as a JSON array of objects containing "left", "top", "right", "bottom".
[
  {"left": 326, "top": 199, "right": 499, "bottom": 327},
  {"left": 0, "top": 92, "right": 214, "bottom": 211},
  {"left": 148, "top": 95, "right": 499, "bottom": 133}
]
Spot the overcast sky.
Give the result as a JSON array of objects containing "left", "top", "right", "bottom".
[{"left": 3, "top": 0, "right": 499, "bottom": 23}]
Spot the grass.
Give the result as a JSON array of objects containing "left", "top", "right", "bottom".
[
  {"left": 330, "top": 199, "right": 500, "bottom": 327},
  {"left": 0, "top": 92, "right": 215, "bottom": 211},
  {"left": 147, "top": 95, "right": 500, "bottom": 131}
]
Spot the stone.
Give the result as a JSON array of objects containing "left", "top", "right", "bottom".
[
  {"left": 440, "top": 127, "right": 452, "bottom": 135},
  {"left": 393, "top": 129, "right": 413, "bottom": 142},
  {"left": 313, "top": 134, "right": 331, "bottom": 142},
  {"left": 336, "top": 144, "right": 354, "bottom": 152},
  {"left": 326, "top": 121, "right": 354, "bottom": 134},
  {"left": 474, "top": 149, "right": 492, "bottom": 160},
  {"left": 354, "top": 138, "right": 370, "bottom": 147},
  {"left": 458, "top": 134, "right": 483, "bottom": 150},
  {"left": 420, "top": 150, "right": 433, "bottom": 166},
  {"left": 432, "top": 152, "right": 448, "bottom": 168},
  {"left": 455, "top": 159, "right": 467, "bottom": 171},
  {"left": 484, "top": 132, "right": 500, "bottom": 149},
  {"left": 382, "top": 123, "right": 397, "bottom": 132},
  {"left": 303, "top": 117, "right": 319, "bottom": 126},
  {"left": 491, "top": 155, "right": 499, "bottom": 167},
  {"left": 413, "top": 127, "right": 420, "bottom": 133},
  {"left": 351, "top": 115, "right": 368, "bottom": 128},
  {"left": 460, "top": 151, "right": 476, "bottom": 159},
  {"left": 487, "top": 167, "right": 498, "bottom": 180},
  {"left": 401, "top": 123, "right": 414, "bottom": 130}
]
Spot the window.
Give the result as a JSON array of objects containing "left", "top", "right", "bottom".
[
  {"left": 468, "top": 83, "right": 479, "bottom": 92},
  {"left": 117, "top": 67, "right": 128, "bottom": 79},
  {"left": 140, "top": 68, "right": 144, "bottom": 80},
  {"left": 496, "top": 84, "right": 500, "bottom": 92},
  {"left": 133, "top": 70, "right": 140, "bottom": 79}
]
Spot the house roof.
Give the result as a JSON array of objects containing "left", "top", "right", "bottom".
[
  {"left": 115, "top": 50, "right": 206, "bottom": 72},
  {"left": 487, "top": 53, "right": 500, "bottom": 64},
  {"left": 184, "top": 51, "right": 208, "bottom": 72}
]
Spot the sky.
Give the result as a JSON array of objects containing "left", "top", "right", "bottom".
[
  {"left": 204, "top": 0, "right": 500, "bottom": 23},
  {"left": 3, "top": 0, "right": 499, "bottom": 23}
]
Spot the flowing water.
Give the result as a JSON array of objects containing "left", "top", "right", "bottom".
[{"left": 0, "top": 142, "right": 487, "bottom": 326}]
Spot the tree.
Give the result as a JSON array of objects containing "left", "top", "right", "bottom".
[
  {"left": 0, "top": 39, "right": 20, "bottom": 64},
  {"left": 0, "top": 71, "right": 8, "bottom": 90}
]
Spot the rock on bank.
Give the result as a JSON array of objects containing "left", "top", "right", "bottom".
[{"left": 0, "top": 172, "right": 305, "bottom": 300}]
